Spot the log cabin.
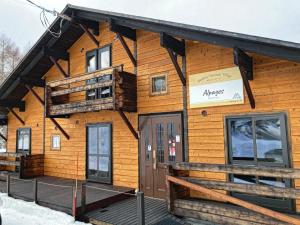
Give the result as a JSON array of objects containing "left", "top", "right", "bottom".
[{"left": 1, "top": 4, "right": 300, "bottom": 224}]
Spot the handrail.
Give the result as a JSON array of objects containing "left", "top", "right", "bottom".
[
  {"left": 167, "top": 175, "right": 300, "bottom": 225},
  {"left": 172, "top": 162, "right": 300, "bottom": 179},
  {"left": 47, "top": 65, "right": 123, "bottom": 87}
]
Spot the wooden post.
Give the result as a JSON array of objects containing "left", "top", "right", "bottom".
[
  {"left": 81, "top": 183, "right": 86, "bottom": 216},
  {"left": 166, "top": 165, "right": 175, "bottom": 213},
  {"left": 33, "top": 179, "right": 38, "bottom": 203},
  {"left": 136, "top": 191, "right": 145, "bottom": 225},
  {"left": 6, "top": 173, "right": 10, "bottom": 196}
]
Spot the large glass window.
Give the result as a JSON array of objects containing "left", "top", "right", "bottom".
[
  {"left": 86, "top": 46, "right": 112, "bottom": 100},
  {"left": 227, "top": 113, "right": 293, "bottom": 212},
  {"left": 17, "top": 128, "right": 31, "bottom": 154}
]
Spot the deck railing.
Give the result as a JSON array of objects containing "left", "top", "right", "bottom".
[
  {"left": 45, "top": 65, "right": 137, "bottom": 116},
  {"left": 166, "top": 163, "right": 300, "bottom": 225}
]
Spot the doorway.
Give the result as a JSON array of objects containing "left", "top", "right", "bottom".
[
  {"left": 139, "top": 113, "right": 183, "bottom": 198},
  {"left": 87, "top": 123, "right": 112, "bottom": 183}
]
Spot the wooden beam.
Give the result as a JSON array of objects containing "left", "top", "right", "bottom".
[
  {"left": 49, "top": 118, "right": 70, "bottom": 140},
  {"left": 70, "top": 16, "right": 99, "bottom": 35},
  {"left": 19, "top": 77, "right": 45, "bottom": 87},
  {"left": 234, "top": 47, "right": 253, "bottom": 80},
  {"left": 110, "top": 20, "right": 136, "bottom": 41},
  {"left": 160, "top": 33, "right": 185, "bottom": 56},
  {"left": 25, "top": 85, "right": 44, "bottom": 106},
  {"left": 118, "top": 35, "right": 137, "bottom": 67},
  {"left": 79, "top": 24, "right": 99, "bottom": 47},
  {"left": 117, "top": 109, "right": 138, "bottom": 139},
  {"left": 0, "top": 100, "right": 25, "bottom": 112},
  {"left": 43, "top": 47, "right": 69, "bottom": 61},
  {"left": 167, "top": 175, "right": 300, "bottom": 225},
  {"left": 167, "top": 48, "right": 186, "bottom": 86},
  {"left": 49, "top": 56, "right": 69, "bottom": 78},
  {"left": 181, "top": 177, "right": 300, "bottom": 199},
  {"left": 234, "top": 47, "right": 255, "bottom": 109},
  {"left": 172, "top": 162, "right": 300, "bottom": 179},
  {"left": 0, "top": 133, "right": 7, "bottom": 142},
  {"left": 7, "top": 108, "right": 25, "bottom": 125}
]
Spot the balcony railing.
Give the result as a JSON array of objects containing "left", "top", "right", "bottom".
[{"left": 45, "top": 66, "right": 137, "bottom": 116}]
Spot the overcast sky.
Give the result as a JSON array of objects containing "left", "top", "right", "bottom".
[{"left": 1, "top": 0, "right": 300, "bottom": 52}]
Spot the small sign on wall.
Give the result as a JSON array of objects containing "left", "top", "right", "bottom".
[{"left": 189, "top": 67, "right": 244, "bottom": 108}]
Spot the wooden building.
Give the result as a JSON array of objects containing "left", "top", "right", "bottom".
[{"left": 1, "top": 4, "right": 300, "bottom": 224}]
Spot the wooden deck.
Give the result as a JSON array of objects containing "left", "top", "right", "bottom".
[
  {"left": 84, "top": 197, "right": 189, "bottom": 225},
  {"left": 0, "top": 173, "right": 134, "bottom": 215}
]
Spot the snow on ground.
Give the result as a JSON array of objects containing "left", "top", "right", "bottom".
[{"left": 0, "top": 193, "right": 91, "bottom": 225}]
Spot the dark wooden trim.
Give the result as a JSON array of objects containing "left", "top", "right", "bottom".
[
  {"left": 0, "top": 133, "right": 7, "bottom": 142},
  {"left": 172, "top": 162, "right": 300, "bottom": 179},
  {"left": 7, "top": 108, "right": 25, "bottom": 125},
  {"left": 167, "top": 175, "right": 300, "bottom": 225},
  {"left": 71, "top": 16, "right": 100, "bottom": 35},
  {"left": 234, "top": 47, "right": 255, "bottom": 108},
  {"left": 19, "top": 77, "right": 45, "bottom": 87},
  {"left": 49, "top": 118, "right": 70, "bottom": 140},
  {"left": 117, "top": 108, "right": 138, "bottom": 139},
  {"left": 43, "top": 47, "right": 69, "bottom": 61},
  {"left": 79, "top": 24, "right": 99, "bottom": 47},
  {"left": 49, "top": 56, "right": 69, "bottom": 78},
  {"left": 234, "top": 47, "right": 253, "bottom": 80},
  {"left": 166, "top": 48, "right": 186, "bottom": 86},
  {"left": 160, "top": 33, "right": 185, "bottom": 56},
  {"left": 0, "top": 100, "right": 25, "bottom": 112},
  {"left": 25, "top": 85, "right": 44, "bottom": 106},
  {"left": 110, "top": 20, "right": 136, "bottom": 41},
  {"left": 118, "top": 35, "right": 137, "bottom": 67}
]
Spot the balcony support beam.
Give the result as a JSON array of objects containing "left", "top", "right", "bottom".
[
  {"left": 160, "top": 33, "right": 186, "bottom": 86},
  {"left": 117, "top": 109, "right": 138, "bottom": 140},
  {"left": 118, "top": 35, "right": 137, "bottom": 67},
  {"left": 7, "top": 108, "right": 25, "bottom": 125},
  {"left": 233, "top": 47, "right": 255, "bottom": 109},
  {"left": 49, "top": 56, "right": 69, "bottom": 78}
]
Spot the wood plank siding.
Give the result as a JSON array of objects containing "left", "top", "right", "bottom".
[{"left": 5, "top": 20, "right": 300, "bottom": 213}]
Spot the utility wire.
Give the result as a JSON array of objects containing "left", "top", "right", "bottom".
[{"left": 25, "top": 0, "right": 65, "bottom": 38}]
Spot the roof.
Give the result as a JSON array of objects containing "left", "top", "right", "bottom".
[{"left": 1, "top": 4, "right": 300, "bottom": 106}]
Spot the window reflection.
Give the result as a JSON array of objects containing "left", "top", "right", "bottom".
[{"left": 230, "top": 118, "right": 254, "bottom": 160}]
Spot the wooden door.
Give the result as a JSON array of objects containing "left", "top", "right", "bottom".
[
  {"left": 140, "top": 113, "right": 183, "bottom": 198},
  {"left": 87, "top": 123, "right": 112, "bottom": 183}
]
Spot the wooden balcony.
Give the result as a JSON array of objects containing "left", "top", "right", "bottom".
[{"left": 45, "top": 66, "right": 137, "bottom": 117}]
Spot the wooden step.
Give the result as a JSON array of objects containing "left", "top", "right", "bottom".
[{"left": 173, "top": 198, "right": 294, "bottom": 225}]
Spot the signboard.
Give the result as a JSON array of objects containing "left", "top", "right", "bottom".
[{"left": 189, "top": 67, "right": 244, "bottom": 108}]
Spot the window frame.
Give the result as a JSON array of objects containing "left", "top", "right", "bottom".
[
  {"left": 16, "top": 128, "right": 31, "bottom": 154},
  {"left": 85, "top": 45, "right": 112, "bottom": 100},
  {"left": 149, "top": 74, "right": 168, "bottom": 96},
  {"left": 51, "top": 134, "right": 61, "bottom": 151}
]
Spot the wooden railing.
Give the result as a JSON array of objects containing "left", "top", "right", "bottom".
[
  {"left": 0, "top": 152, "right": 44, "bottom": 179},
  {"left": 45, "top": 66, "right": 137, "bottom": 116},
  {"left": 166, "top": 163, "right": 300, "bottom": 225}
]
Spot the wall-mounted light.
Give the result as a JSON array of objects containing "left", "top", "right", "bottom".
[
  {"left": 201, "top": 110, "right": 208, "bottom": 117},
  {"left": 80, "top": 48, "right": 85, "bottom": 53}
]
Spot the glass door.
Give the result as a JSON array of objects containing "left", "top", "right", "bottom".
[
  {"left": 87, "top": 124, "right": 112, "bottom": 183},
  {"left": 227, "top": 113, "right": 294, "bottom": 212}
]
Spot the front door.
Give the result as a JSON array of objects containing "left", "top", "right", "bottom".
[
  {"left": 87, "top": 123, "right": 112, "bottom": 183},
  {"left": 140, "top": 113, "right": 183, "bottom": 198}
]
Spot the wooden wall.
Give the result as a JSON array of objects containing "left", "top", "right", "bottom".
[{"left": 185, "top": 40, "right": 300, "bottom": 211}]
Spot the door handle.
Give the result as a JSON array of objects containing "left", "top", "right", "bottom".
[{"left": 153, "top": 150, "right": 157, "bottom": 170}]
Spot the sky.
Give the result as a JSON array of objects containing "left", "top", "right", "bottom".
[{"left": 1, "top": 0, "right": 300, "bottom": 53}]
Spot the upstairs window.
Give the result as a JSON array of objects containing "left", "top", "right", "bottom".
[{"left": 86, "top": 46, "right": 112, "bottom": 100}]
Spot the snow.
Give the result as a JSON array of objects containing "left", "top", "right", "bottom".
[{"left": 0, "top": 193, "right": 91, "bottom": 225}]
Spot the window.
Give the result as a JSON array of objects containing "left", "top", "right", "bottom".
[
  {"left": 150, "top": 74, "right": 168, "bottom": 95},
  {"left": 86, "top": 46, "right": 112, "bottom": 100},
  {"left": 17, "top": 128, "right": 31, "bottom": 154},
  {"left": 226, "top": 113, "right": 294, "bottom": 212},
  {"left": 51, "top": 135, "right": 61, "bottom": 150}
]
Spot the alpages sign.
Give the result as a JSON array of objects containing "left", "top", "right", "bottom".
[{"left": 189, "top": 67, "right": 244, "bottom": 108}]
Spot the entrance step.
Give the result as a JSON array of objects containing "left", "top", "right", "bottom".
[{"left": 173, "top": 198, "right": 296, "bottom": 225}]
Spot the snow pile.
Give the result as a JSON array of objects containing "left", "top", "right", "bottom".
[{"left": 0, "top": 193, "right": 91, "bottom": 225}]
